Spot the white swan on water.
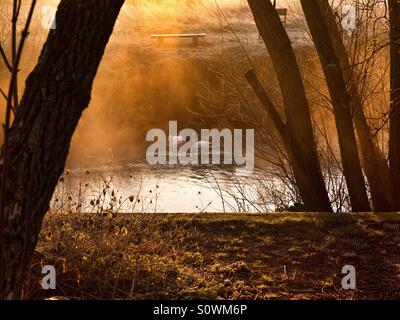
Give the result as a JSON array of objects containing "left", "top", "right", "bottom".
[
  {"left": 169, "top": 134, "right": 211, "bottom": 155},
  {"left": 193, "top": 140, "right": 210, "bottom": 155},
  {"left": 168, "top": 135, "right": 186, "bottom": 146}
]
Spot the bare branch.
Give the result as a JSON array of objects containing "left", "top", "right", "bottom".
[{"left": 0, "top": 43, "right": 12, "bottom": 72}]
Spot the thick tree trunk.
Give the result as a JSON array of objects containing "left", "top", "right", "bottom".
[
  {"left": 0, "top": 0, "right": 124, "bottom": 299},
  {"left": 389, "top": 0, "right": 400, "bottom": 210},
  {"left": 300, "top": 0, "right": 370, "bottom": 212},
  {"left": 318, "top": 0, "right": 391, "bottom": 211},
  {"left": 247, "top": 0, "right": 332, "bottom": 212}
]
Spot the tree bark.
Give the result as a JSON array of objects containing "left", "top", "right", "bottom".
[
  {"left": 300, "top": 0, "right": 370, "bottom": 212},
  {"left": 247, "top": 0, "right": 332, "bottom": 212},
  {"left": 389, "top": 0, "right": 400, "bottom": 210},
  {"left": 318, "top": 0, "right": 391, "bottom": 211},
  {"left": 244, "top": 69, "right": 289, "bottom": 146},
  {"left": 0, "top": 0, "right": 124, "bottom": 299}
]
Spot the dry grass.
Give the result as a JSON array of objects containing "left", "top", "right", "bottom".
[{"left": 26, "top": 212, "right": 400, "bottom": 300}]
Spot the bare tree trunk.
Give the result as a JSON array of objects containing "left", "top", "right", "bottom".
[
  {"left": 247, "top": 0, "right": 332, "bottom": 212},
  {"left": 244, "top": 69, "right": 289, "bottom": 146},
  {"left": 300, "top": 0, "right": 370, "bottom": 211},
  {"left": 389, "top": 0, "right": 400, "bottom": 210},
  {"left": 318, "top": 0, "right": 391, "bottom": 211},
  {"left": 0, "top": 0, "right": 124, "bottom": 299}
]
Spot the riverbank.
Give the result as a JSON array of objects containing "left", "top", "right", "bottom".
[{"left": 27, "top": 212, "right": 400, "bottom": 299}]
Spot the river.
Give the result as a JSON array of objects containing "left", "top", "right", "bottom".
[{"left": 50, "top": 160, "right": 273, "bottom": 213}]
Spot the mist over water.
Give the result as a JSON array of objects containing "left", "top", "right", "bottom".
[
  {"left": 0, "top": 0, "right": 295, "bottom": 166},
  {"left": 1, "top": 0, "right": 310, "bottom": 212}
]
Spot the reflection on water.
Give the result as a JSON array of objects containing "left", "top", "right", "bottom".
[{"left": 51, "top": 161, "right": 267, "bottom": 213}]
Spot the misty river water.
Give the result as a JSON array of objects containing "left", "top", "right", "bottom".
[{"left": 50, "top": 161, "right": 271, "bottom": 213}]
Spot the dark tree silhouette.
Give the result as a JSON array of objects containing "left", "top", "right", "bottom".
[
  {"left": 389, "top": 0, "right": 400, "bottom": 210},
  {"left": 300, "top": 0, "right": 370, "bottom": 211},
  {"left": 247, "top": 0, "right": 332, "bottom": 212},
  {"left": 0, "top": 0, "right": 124, "bottom": 299},
  {"left": 315, "top": 0, "right": 391, "bottom": 211}
]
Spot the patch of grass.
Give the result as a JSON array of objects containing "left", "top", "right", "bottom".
[{"left": 27, "top": 212, "right": 400, "bottom": 300}]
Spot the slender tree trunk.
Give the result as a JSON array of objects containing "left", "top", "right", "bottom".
[
  {"left": 244, "top": 69, "right": 289, "bottom": 146},
  {"left": 247, "top": 0, "right": 332, "bottom": 212},
  {"left": 300, "top": 0, "right": 370, "bottom": 211},
  {"left": 318, "top": 0, "right": 391, "bottom": 211},
  {"left": 389, "top": 0, "right": 400, "bottom": 210},
  {"left": 0, "top": 0, "right": 124, "bottom": 299}
]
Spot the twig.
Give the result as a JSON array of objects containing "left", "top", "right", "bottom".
[
  {"left": 0, "top": 43, "right": 12, "bottom": 71},
  {"left": 0, "top": 88, "right": 15, "bottom": 114}
]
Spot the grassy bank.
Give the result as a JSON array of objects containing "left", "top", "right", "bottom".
[{"left": 27, "top": 212, "right": 400, "bottom": 300}]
